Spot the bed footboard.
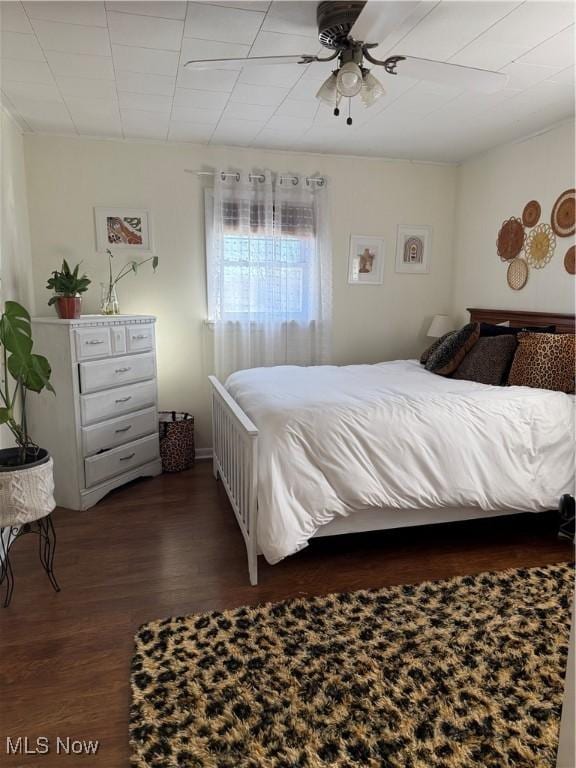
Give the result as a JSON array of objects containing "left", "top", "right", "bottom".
[{"left": 209, "top": 376, "right": 259, "bottom": 585}]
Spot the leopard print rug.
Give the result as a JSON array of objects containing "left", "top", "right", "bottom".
[{"left": 130, "top": 563, "right": 572, "bottom": 768}]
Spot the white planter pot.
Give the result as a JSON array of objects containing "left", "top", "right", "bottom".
[{"left": 0, "top": 451, "right": 56, "bottom": 527}]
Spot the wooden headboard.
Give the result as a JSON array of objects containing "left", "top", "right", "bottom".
[{"left": 468, "top": 308, "right": 575, "bottom": 334}]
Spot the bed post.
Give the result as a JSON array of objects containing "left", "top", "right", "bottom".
[
  {"left": 209, "top": 375, "right": 260, "bottom": 586},
  {"left": 211, "top": 388, "right": 219, "bottom": 481},
  {"left": 247, "top": 435, "right": 258, "bottom": 586}
]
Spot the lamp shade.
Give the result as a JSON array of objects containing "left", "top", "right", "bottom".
[
  {"left": 316, "top": 73, "right": 337, "bottom": 105},
  {"left": 336, "top": 62, "right": 363, "bottom": 97},
  {"left": 361, "top": 71, "right": 385, "bottom": 107},
  {"left": 427, "top": 314, "right": 453, "bottom": 338}
]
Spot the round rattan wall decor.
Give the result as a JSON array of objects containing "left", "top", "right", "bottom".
[
  {"left": 497, "top": 217, "right": 525, "bottom": 261},
  {"left": 564, "top": 245, "right": 575, "bottom": 275},
  {"left": 525, "top": 223, "right": 556, "bottom": 269},
  {"left": 551, "top": 188, "right": 575, "bottom": 237},
  {"left": 507, "top": 258, "right": 528, "bottom": 290},
  {"left": 522, "top": 200, "right": 541, "bottom": 228}
]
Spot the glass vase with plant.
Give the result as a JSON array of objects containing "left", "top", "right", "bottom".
[
  {"left": 46, "top": 260, "right": 91, "bottom": 320},
  {"left": 0, "top": 302, "right": 54, "bottom": 467},
  {"left": 101, "top": 248, "right": 159, "bottom": 315}
]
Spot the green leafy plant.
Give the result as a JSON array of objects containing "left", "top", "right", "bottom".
[
  {"left": 102, "top": 249, "right": 159, "bottom": 314},
  {"left": 0, "top": 302, "right": 54, "bottom": 465},
  {"left": 46, "top": 260, "right": 91, "bottom": 305},
  {"left": 105, "top": 248, "right": 158, "bottom": 290}
]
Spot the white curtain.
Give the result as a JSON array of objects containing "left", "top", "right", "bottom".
[{"left": 207, "top": 170, "right": 332, "bottom": 380}]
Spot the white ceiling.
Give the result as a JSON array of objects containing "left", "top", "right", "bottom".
[{"left": 0, "top": 0, "right": 574, "bottom": 162}]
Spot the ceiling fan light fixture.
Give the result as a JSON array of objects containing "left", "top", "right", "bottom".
[
  {"left": 361, "top": 70, "right": 385, "bottom": 107},
  {"left": 336, "top": 61, "right": 363, "bottom": 97},
  {"left": 315, "top": 72, "right": 338, "bottom": 105}
]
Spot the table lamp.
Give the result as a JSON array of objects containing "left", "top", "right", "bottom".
[{"left": 427, "top": 314, "right": 453, "bottom": 338}]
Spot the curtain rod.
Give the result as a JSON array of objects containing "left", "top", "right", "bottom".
[{"left": 186, "top": 170, "right": 325, "bottom": 185}]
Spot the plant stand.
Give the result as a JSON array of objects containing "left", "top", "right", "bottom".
[{"left": 0, "top": 514, "right": 60, "bottom": 608}]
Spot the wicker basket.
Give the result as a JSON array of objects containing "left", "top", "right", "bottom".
[{"left": 159, "top": 412, "right": 195, "bottom": 473}]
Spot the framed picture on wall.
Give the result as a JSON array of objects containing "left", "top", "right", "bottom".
[
  {"left": 395, "top": 224, "right": 432, "bottom": 273},
  {"left": 348, "top": 235, "right": 385, "bottom": 285},
  {"left": 94, "top": 207, "right": 153, "bottom": 253}
]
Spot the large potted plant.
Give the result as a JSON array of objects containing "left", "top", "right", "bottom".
[
  {"left": 0, "top": 302, "right": 55, "bottom": 523},
  {"left": 46, "top": 260, "right": 91, "bottom": 319}
]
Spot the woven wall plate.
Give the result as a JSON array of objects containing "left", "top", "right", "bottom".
[
  {"left": 564, "top": 245, "right": 575, "bottom": 275},
  {"left": 522, "top": 200, "right": 541, "bottom": 228},
  {"left": 507, "top": 258, "right": 529, "bottom": 290},
  {"left": 525, "top": 223, "right": 556, "bottom": 269},
  {"left": 497, "top": 217, "right": 525, "bottom": 261},
  {"left": 551, "top": 188, "right": 575, "bottom": 237}
]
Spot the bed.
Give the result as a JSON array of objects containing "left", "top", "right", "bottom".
[{"left": 209, "top": 308, "right": 575, "bottom": 584}]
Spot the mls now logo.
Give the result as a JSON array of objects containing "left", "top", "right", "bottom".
[
  {"left": 6, "top": 737, "right": 99, "bottom": 755},
  {"left": 6, "top": 738, "right": 49, "bottom": 755}
]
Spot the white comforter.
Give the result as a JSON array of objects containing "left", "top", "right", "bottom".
[{"left": 226, "top": 360, "right": 574, "bottom": 564}]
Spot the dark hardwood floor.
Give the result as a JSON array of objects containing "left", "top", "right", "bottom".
[{"left": 0, "top": 461, "right": 572, "bottom": 767}]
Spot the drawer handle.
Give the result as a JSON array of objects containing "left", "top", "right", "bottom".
[
  {"left": 86, "top": 339, "right": 105, "bottom": 345},
  {"left": 115, "top": 425, "right": 132, "bottom": 433},
  {"left": 115, "top": 396, "right": 132, "bottom": 404},
  {"left": 119, "top": 453, "right": 136, "bottom": 462},
  {"left": 132, "top": 334, "right": 148, "bottom": 340},
  {"left": 115, "top": 367, "right": 132, "bottom": 373}
]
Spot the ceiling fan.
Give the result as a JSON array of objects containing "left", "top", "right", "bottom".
[{"left": 185, "top": 1, "right": 508, "bottom": 125}]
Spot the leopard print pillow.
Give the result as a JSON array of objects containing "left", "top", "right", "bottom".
[
  {"left": 420, "top": 330, "right": 455, "bottom": 365},
  {"left": 425, "top": 322, "right": 480, "bottom": 376},
  {"left": 508, "top": 332, "right": 575, "bottom": 393},
  {"left": 453, "top": 335, "right": 517, "bottom": 385}
]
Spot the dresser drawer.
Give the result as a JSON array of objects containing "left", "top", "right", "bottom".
[
  {"left": 127, "top": 324, "right": 154, "bottom": 353},
  {"left": 84, "top": 434, "right": 159, "bottom": 488},
  {"left": 80, "top": 380, "right": 156, "bottom": 426},
  {"left": 75, "top": 327, "right": 112, "bottom": 360},
  {"left": 81, "top": 407, "right": 158, "bottom": 456},
  {"left": 79, "top": 352, "right": 155, "bottom": 394}
]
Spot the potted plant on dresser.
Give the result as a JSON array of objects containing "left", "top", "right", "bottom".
[
  {"left": 0, "top": 301, "right": 58, "bottom": 607},
  {"left": 46, "top": 260, "right": 91, "bottom": 319}
]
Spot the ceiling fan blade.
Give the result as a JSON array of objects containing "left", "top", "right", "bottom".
[
  {"left": 184, "top": 55, "right": 315, "bottom": 71},
  {"left": 350, "top": 0, "right": 423, "bottom": 44},
  {"left": 392, "top": 55, "right": 508, "bottom": 93}
]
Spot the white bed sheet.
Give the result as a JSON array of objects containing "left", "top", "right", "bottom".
[{"left": 225, "top": 360, "right": 575, "bottom": 564}]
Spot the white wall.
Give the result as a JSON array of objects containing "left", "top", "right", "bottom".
[
  {"left": 0, "top": 107, "right": 34, "bottom": 450},
  {"left": 452, "top": 121, "right": 575, "bottom": 325},
  {"left": 1, "top": 107, "right": 33, "bottom": 309},
  {"left": 23, "top": 135, "right": 457, "bottom": 450}
]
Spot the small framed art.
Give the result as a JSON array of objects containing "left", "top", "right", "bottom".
[
  {"left": 348, "top": 235, "right": 385, "bottom": 285},
  {"left": 95, "top": 207, "right": 153, "bottom": 253},
  {"left": 395, "top": 225, "right": 432, "bottom": 274}
]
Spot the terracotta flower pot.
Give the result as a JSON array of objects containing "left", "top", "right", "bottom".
[{"left": 55, "top": 295, "right": 81, "bottom": 320}]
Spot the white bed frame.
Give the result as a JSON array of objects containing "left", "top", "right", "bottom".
[{"left": 209, "top": 375, "right": 531, "bottom": 586}]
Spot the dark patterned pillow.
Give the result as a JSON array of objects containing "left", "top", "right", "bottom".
[
  {"left": 453, "top": 335, "right": 518, "bottom": 385},
  {"left": 420, "top": 331, "right": 455, "bottom": 365},
  {"left": 508, "top": 332, "right": 575, "bottom": 393},
  {"left": 425, "top": 323, "right": 480, "bottom": 376},
  {"left": 480, "top": 322, "right": 556, "bottom": 337}
]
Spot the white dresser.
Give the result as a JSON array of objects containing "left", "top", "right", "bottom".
[{"left": 27, "top": 315, "right": 162, "bottom": 511}]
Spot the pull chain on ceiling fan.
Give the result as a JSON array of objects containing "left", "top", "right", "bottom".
[{"left": 184, "top": 0, "right": 508, "bottom": 127}]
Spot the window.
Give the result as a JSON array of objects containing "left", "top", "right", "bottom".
[
  {"left": 205, "top": 173, "right": 331, "bottom": 378},
  {"left": 206, "top": 192, "right": 317, "bottom": 323},
  {"left": 221, "top": 232, "right": 313, "bottom": 320}
]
